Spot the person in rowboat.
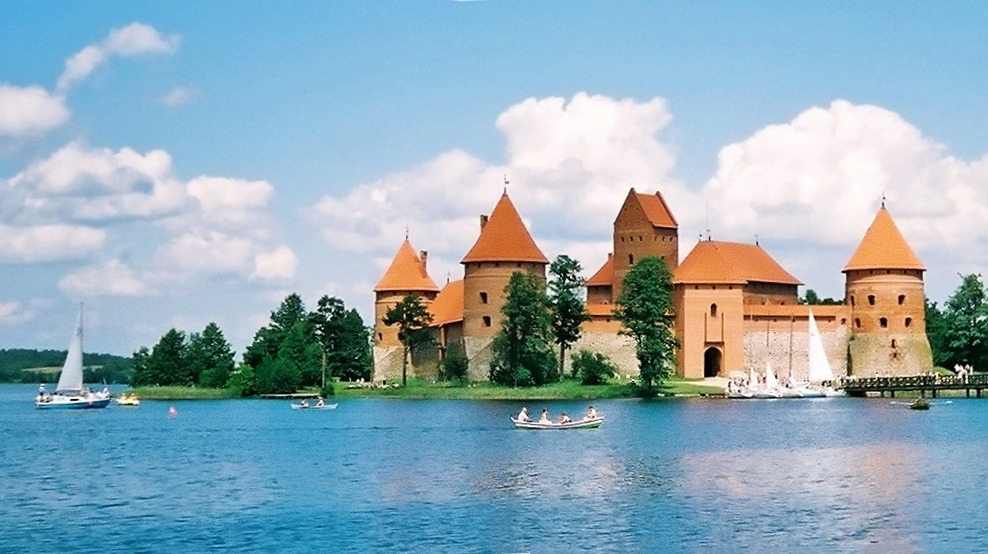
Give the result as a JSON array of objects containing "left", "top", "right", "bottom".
[
  {"left": 316, "top": 396, "right": 325, "bottom": 408},
  {"left": 586, "top": 405, "right": 598, "bottom": 420},
  {"left": 538, "top": 408, "right": 551, "bottom": 424},
  {"left": 300, "top": 398, "right": 309, "bottom": 408},
  {"left": 516, "top": 406, "right": 530, "bottom": 422}
]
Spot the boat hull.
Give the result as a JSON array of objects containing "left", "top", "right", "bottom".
[
  {"left": 291, "top": 403, "right": 338, "bottom": 410},
  {"left": 36, "top": 395, "right": 111, "bottom": 410},
  {"left": 511, "top": 416, "right": 604, "bottom": 429}
]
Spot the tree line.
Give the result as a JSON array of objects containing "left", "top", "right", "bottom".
[
  {"left": 0, "top": 349, "right": 132, "bottom": 384},
  {"left": 131, "top": 294, "right": 371, "bottom": 396}
]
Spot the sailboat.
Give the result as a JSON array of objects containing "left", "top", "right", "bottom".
[
  {"left": 35, "top": 305, "right": 111, "bottom": 410},
  {"left": 801, "top": 310, "right": 843, "bottom": 397}
]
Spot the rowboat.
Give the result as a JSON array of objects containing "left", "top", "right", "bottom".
[
  {"left": 511, "top": 416, "right": 604, "bottom": 430},
  {"left": 290, "top": 402, "right": 338, "bottom": 410}
]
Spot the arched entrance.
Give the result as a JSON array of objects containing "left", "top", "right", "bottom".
[{"left": 703, "top": 347, "right": 722, "bottom": 378}]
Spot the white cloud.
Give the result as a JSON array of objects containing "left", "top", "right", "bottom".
[
  {"left": 0, "top": 301, "right": 34, "bottom": 326},
  {"left": 311, "top": 93, "right": 688, "bottom": 291},
  {"left": 161, "top": 86, "right": 198, "bottom": 107},
  {"left": 58, "top": 259, "right": 150, "bottom": 297},
  {"left": 0, "top": 223, "right": 105, "bottom": 263},
  {"left": 159, "top": 231, "right": 255, "bottom": 274},
  {"left": 699, "top": 100, "right": 988, "bottom": 271},
  {"left": 57, "top": 22, "right": 180, "bottom": 92},
  {"left": 253, "top": 246, "right": 299, "bottom": 281},
  {"left": 0, "top": 85, "right": 70, "bottom": 137},
  {"left": 186, "top": 175, "right": 274, "bottom": 226}
]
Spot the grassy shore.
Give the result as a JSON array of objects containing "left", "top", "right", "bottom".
[{"left": 122, "top": 376, "right": 725, "bottom": 400}]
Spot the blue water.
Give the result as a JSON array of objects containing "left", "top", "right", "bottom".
[{"left": 2, "top": 384, "right": 987, "bottom": 553}]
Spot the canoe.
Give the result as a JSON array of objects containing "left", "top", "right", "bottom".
[
  {"left": 511, "top": 416, "right": 604, "bottom": 429},
  {"left": 291, "top": 403, "right": 338, "bottom": 410}
]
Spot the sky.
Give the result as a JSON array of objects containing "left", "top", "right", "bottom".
[{"left": 3, "top": 2, "right": 988, "bottom": 357}]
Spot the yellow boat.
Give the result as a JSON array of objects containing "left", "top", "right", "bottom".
[{"left": 116, "top": 393, "right": 140, "bottom": 407}]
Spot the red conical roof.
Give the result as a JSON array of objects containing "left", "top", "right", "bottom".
[
  {"left": 374, "top": 239, "right": 439, "bottom": 293},
  {"left": 673, "top": 240, "right": 801, "bottom": 286},
  {"left": 461, "top": 192, "right": 548, "bottom": 264},
  {"left": 843, "top": 207, "right": 925, "bottom": 272}
]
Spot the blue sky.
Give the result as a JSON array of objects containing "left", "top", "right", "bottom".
[{"left": 3, "top": 2, "right": 988, "bottom": 356}]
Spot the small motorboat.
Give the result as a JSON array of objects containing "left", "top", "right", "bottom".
[
  {"left": 291, "top": 402, "right": 338, "bottom": 410},
  {"left": 910, "top": 398, "right": 930, "bottom": 410},
  {"left": 511, "top": 416, "right": 605, "bottom": 430},
  {"left": 116, "top": 394, "right": 140, "bottom": 406}
]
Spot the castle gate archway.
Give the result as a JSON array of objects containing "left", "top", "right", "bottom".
[{"left": 704, "top": 347, "right": 722, "bottom": 378}]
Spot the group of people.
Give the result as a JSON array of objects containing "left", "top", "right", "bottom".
[
  {"left": 299, "top": 396, "right": 327, "bottom": 408},
  {"left": 516, "top": 405, "right": 599, "bottom": 424}
]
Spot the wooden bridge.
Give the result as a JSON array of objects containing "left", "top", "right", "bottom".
[{"left": 841, "top": 374, "right": 988, "bottom": 398}]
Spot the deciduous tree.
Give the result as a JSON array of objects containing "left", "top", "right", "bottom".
[
  {"left": 548, "top": 254, "right": 591, "bottom": 378},
  {"left": 383, "top": 294, "right": 435, "bottom": 387},
  {"left": 615, "top": 256, "right": 677, "bottom": 394},
  {"left": 490, "top": 271, "right": 557, "bottom": 387}
]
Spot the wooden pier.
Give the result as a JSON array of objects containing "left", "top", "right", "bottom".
[{"left": 842, "top": 374, "right": 988, "bottom": 398}]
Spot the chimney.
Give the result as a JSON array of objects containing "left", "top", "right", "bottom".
[
  {"left": 419, "top": 250, "right": 428, "bottom": 272},
  {"left": 480, "top": 214, "right": 489, "bottom": 230}
]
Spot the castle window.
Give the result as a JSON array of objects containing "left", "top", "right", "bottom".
[
  {"left": 855, "top": 318, "right": 862, "bottom": 329},
  {"left": 891, "top": 339, "right": 897, "bottom": 348},
  {"left": 840, "top": 318, "right": 847, "bottom": 326},
  {"left": 629, "top": 254, "right": 635, "bottom": 265},
  {"left": 905, "top": 317, "right": 912, "bottom": 328},
  {"left": 710, "top": 303, "right": 718, "bottom": 316},
  {"left": 898, "top": 295, "right": 905, "bottom": 305},
  {"left": 377, "top": 332, "right": 383, "bottom": 341},
  {"left": 850, "top": 296, "right": 855, "bottom": 307},
  {"left": 879, "top": 317, "right": 888, "bottom": 328},
  {"left": 621, "top": 237, "right": 625, "bottom": 242},
  {"left": 480, "top": 292, "right": 488, "bottom": 304},
  {"left": 639, "top": 235, "right": 643, "bottom": 241},
  {"left": 482, "top": 316, "right": 492, "bottom": 327},
  {"left": 868, "top": 295, "right": 876, "bottom": 306}
]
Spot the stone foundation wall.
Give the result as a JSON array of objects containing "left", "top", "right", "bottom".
[
  {"left": 570, "top": 333, "right": 639, "bottom": 377},
  {"left": 743, "top": 326, "right": 850, "bottom": 380},
  {"left": 847, "top": 333, "right": 932, "bottom": 377}
]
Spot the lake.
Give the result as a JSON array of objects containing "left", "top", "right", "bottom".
[{"left": 2, "top": 383, "right": 986, "bottom": 552}]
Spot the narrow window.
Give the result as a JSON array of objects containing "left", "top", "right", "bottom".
[
  {"left": 710, "top": 303, "right": 718, "bottom": 317},
  {"left": 482, "top": 316, "right": 492, "bottom": 327},
  {"left": 891, "top": 339, "right": 897, "bottom": 348},
  {"left": 628, "top": 254, "right": 635, "bottom": 265},
  {"left": 880, "top": 317, "right": 888, "bottom": 328},
  {"left": 850, "top": 296, "right": 856, "bottom": 307},
  {"left": 905, "top": 317, "right": 912, "bottom": 328},
  {"left": 898, "top": 295, "right": 906, "bottom": 305},
  {"left": 480, "top": 292, "right": 488, "bottom": 304},
  {"left": 377, "top": 332, "right": 383, "bottom": 341},
  {"left": 840, "top": 318, "right": 847, "bottom": 326},
  {"left": 639, "top": 235, "right": 643, "bottom": 241},
  {"left": 868, "top": 295, "right": 876, "bottom": 306},
  {"left": 855, "top": 318, "right": 862, "bottom": 329}
]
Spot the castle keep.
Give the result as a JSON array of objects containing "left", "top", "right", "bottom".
[{"left": 372, "top": 188, "right": 933, "bottom": 382}]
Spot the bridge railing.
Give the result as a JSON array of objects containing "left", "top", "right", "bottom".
[{"left": 841, "top": 373, "right": 988, "bottom": 391}]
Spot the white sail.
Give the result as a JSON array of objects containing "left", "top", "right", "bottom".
[
  {"left": 55, "top": 306, "right": 84, "bottom": 393},
  {"left": 765, "top": 361, "right": 778, "bottom": 389},
  {"left": 807, "top": 310, "right": 835, "bottom": 383}
]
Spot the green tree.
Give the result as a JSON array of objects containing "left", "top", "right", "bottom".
[
  {"left": 489, "top": 271, "right": 557, "bottom": 387},
  {"left": 192, "top": 323, "right": 236, "bottom": 388},
  {"left": 144, "top": 329, "right": 188, "bottom": 386},
  {"left": 548, "top": 254, "right": 591, "bottom": 378},
  {"left": 244, "top": 293, "right": 309, "bottom": 370},
  {"left": 129, "top": 346, "right": 151, "bottom": 386},
  {"left": 925, "top": 298, "right": 948, "bottom": 368},
  {"left": 940, "top": 274, "right": 988, "bottom": 370},
  {"left": 383, "top": 294, "right": 435, "bottom": 387},
  {"left": 277, "top": 320, "right": 323, "bottom": 388},
  {"left": 226, "top": 364, "right": 257, "bottom": 396},
  {"left": 311, "top": 296, "right": 373, "bottom": 384},
  {"left": 572, "top": 350, "right": 617, "bottom": 385},
  {"left": 254, "top": 354, "right": 301, "bottom": 394},
  {"left": 615, "top": 256, "right": 677, "bottom": 394}
]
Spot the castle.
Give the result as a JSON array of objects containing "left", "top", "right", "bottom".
[{"left": 372, "top": 187, "right": 933, "bottom": 382}]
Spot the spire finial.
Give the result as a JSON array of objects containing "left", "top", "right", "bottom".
[
  {"left": 503, "top": 174, "right": 509, "bottom": 195},
  {"left": 881, "top": 192, "right": 886, "bottom": 209},
  {"left": 404, "top": 225, "right": 409, "bottom": 240}
]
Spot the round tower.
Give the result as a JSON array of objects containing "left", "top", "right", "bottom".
[
  {"left": 843, "top": 205, "right": 931, "bottom": 376},
  {"left": 373, "top": 238, "right": 439, "bottom": 348},
  {"left": 461, "top": 191, "right": 548, "bottom": 340}
]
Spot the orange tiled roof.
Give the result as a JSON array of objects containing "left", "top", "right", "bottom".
[
  {"left": 636, "top": 190, "right": 678, "bottom": 229},
  {"left": 461, "top": 192, "right": 548, "bottom": 264},
  {"left": 585, "top": 255, "right": 614, "bottom": 287},
  {"left": 673, "top": 240, "right": 802, "bottom": 286},
  {"left": 373, "top": 239, "right": 440, "bottom": 293},
  {"left": 843, "top": 207, "right": 925, "bottom": 272},
  {"left": 429, "top": 279, "right": 464, "bottom": 327}
]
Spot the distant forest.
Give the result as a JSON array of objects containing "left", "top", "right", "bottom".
[{"left": 0, "top": 349, "right": 133, "bottom": 384}]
